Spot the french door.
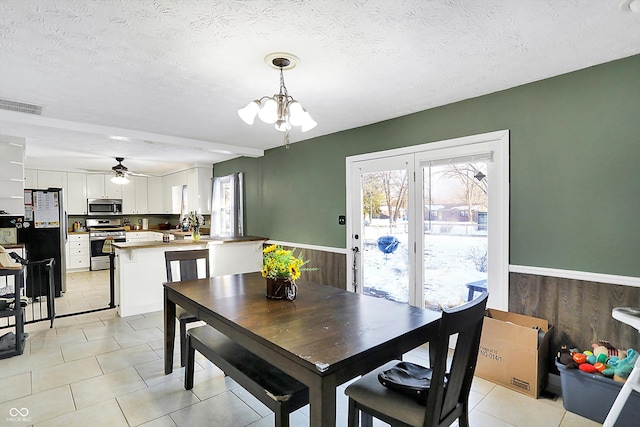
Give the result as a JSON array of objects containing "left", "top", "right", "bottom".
[
  {"left": 349, "top": 155, "right": 415, "bottom": 304},
  {"left": 347, "top": 131, "right": 509, "bottom": 310}
]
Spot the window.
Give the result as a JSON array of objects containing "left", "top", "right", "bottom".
[{"left": 211, "top": 173, "right": 243, "bottom": 237}]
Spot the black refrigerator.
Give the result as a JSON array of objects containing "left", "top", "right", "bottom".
[{"left": 17, "top": 188, "right": 67, "bottom": 297}]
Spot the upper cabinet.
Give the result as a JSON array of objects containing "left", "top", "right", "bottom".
[
  {"left": 20, "top": 166, "right": 212, "bottom": 217},
  {"left": 87, "top": 174, "right": 122, "bottom": 199},
  {"left": 187, "top": 167, "right": 212, "bottom": 215},
  {"left": 160, "top": 167, "right": 211, "bottom": 215},
  {"left": 0, "top": 136, "right": 25, "bottom": 215},
  {"left": 147, "top": 177, "right": 164, "bottom": 214},
  {"left": 162, "top": 170, "right": 187, "bottom": 214},
  {"left": 24, "top": 169, "right": 37, "bottom": 188},
  {"left": 66, "top": 172, "right": 87, "bottom": 214},
  {"left": 36, "top": 170, "right": 67, "bottom": 189},
  {"left": 122, "top": 176, "right": 148, "bottom": 214}
]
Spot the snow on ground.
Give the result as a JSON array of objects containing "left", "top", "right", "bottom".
[{"left": 362, "top": 224, "right": 487, "bottom": 310}]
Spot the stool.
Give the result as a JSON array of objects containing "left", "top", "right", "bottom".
[{"left": 603, "top": 307, "right": 640, "bottom": 427}]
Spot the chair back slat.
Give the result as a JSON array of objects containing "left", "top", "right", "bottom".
[
  {"left": 165, "top": 249, "right": 210, "bottom": 283},
  {"left": 423, "top": 292, "right": 488, "bottom": 427}
]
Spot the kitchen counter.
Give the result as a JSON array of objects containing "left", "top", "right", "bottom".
[
  {"left": 2, "top": 243, "right": 25, "bottom": 251},
  {"left": 113, "top": 236, "right": 267, "bottom": 317},
  {"left": 113, "top": 235, "right": 267, "bottom": 250}
]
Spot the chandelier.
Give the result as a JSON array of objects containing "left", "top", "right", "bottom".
[{"left": 238, "top": 53, "right": 316, "bottom": 148}]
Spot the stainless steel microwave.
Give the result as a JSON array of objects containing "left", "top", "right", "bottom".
[{"left": 87, "top": 199, "right": 123, "bottom": 215}]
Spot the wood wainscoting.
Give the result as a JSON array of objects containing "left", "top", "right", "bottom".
[
  {"left": 302, "top": 248, "right": 347, "bottom": 290},
  {"left": 509, "top": 272, "right": 640, "bottom": 373},
  {"left": 264, "top": 243, "right": 347, "bottom": 291}
]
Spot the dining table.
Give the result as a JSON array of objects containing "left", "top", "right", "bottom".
[{"left": 164, "top": 272, "right": 441, "bottom": 427}]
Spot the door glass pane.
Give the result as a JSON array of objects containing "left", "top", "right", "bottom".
[
  {"left": 361, "top": 169, "right": 409, "bottom": 303},
  {"left": 422, "top": 161, "right": 488, "bottom": 309}
]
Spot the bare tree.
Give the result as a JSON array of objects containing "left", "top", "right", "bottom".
[
  {"left": 443, "top": 163, "right": 487, "bottom": 220},
  {"left": 361, "top": 170, "right": 408, "bottom": 231},
  {"left": 382, "top": 170, "right": 408, "bottom": 227}
]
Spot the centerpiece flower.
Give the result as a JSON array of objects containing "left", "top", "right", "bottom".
[
  {"left": 261, "top": 244, "right": 315, "bottom": 300},
  {"left": 185, "top": 211, "right": 205, "bottom": 240}
]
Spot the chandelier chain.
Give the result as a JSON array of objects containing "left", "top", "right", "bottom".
[{"left": 279, "top": 67, "right": 288, "bottom": 98}]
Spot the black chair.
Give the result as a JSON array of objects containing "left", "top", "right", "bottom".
[
  {"left": 164, "top": 249, "right": 210, "bottom": 367},
  {"left": 345, "top": 292, "right": 489, "bottom": 427}
]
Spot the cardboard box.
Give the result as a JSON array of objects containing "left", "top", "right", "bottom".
[{"left": 475, "top": 309, "right": 552, "bottom": 398}]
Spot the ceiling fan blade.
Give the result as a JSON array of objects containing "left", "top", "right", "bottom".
[{"left": 128, "top": 171, "right": 153, "bottom": 177}]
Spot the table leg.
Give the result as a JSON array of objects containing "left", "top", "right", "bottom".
[
  {"left": 309, "top": 375, "right": 337, "bottom": 427},
  {"left": 164, "top": 288, "right": 175, "bottom": 374}
]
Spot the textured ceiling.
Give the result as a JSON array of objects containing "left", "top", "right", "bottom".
[{"left": 1, "top": 0, "right": 639, "bottom": 176}]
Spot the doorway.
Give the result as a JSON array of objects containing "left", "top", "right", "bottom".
[{"left": 347, "top": 130, "right": 509, "bottom": 310}]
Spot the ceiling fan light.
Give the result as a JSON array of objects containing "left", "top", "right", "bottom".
[
  {"left": 258, "top": 98, "right": 278, "bottom": 124},
  {"left": 111, "top": 173, "right": 129, "bottom": 185},
  {"left": 300, "top": 112, "right": 317, "bottom": 132},
  {"left": 237, "top": 100, "right": 260, "bottom": 125}
]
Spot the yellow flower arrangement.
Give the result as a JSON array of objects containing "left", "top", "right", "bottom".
[{"left": 261, "top": 244, "right": 315, "bottom": 282}]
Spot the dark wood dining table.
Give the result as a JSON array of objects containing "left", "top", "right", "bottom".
[{"left": 164, "top": 272, "right": 441, "bottom": 427}]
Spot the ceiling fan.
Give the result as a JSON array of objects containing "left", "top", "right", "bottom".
[{"left": 109, "top": 157, "right": 150, "bottom": 184}]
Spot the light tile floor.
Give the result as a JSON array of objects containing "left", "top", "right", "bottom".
[{"left": 0, "top": 271, "right": 604, "bottom": 426}]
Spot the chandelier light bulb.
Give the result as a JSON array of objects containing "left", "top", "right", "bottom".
[
  {"left": 287, "top": 101, "right": 305, "bottom": 126},
  {"left": 300, "top": 112, "right": 318, "bottom": 132},
  {"left": 258, "top": 98, "right": 278, "bottom": 124},
  {"left": 275, "top": 119, "right": 291, "bottom": 132},
  {"left": 237, "top": 100, "right": 260, "bottom": 125}
]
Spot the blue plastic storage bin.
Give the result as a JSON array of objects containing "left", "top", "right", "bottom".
[{"left": 556, "top": 360, "right": 640, "bottom": 425}]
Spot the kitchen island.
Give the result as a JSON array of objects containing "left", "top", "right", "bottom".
[{"left": 113, "top": 236, "right": 267, "bottom": 317}]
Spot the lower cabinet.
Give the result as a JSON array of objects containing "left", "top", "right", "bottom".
[
  {"left": 67, "top": 234, "right": 90, "bottom": 271},
  {"left": 126, "top": 231, "right": 160, "bottom": 242}
]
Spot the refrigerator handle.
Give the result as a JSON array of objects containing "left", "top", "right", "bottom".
[{"left": 64, "top": 210, "right": 68, "bottom": 242}]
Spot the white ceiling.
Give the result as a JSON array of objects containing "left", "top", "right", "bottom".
[{"left": 1, "top": 0, "right": 639, "bottom": 176}]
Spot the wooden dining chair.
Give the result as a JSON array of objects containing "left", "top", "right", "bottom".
[
  {"left": 345, "top": 292, "right": 489, "bottom": 427},
  {"left": 164, "top": 249, "right": 210, "bottom": 367}
]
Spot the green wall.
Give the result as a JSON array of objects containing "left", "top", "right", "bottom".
[{"left": 214, "top": 54, "right": 640, "bottom": 277}]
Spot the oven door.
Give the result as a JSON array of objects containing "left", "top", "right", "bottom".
[{"left": 89, "top": 237, "right": 125, "bottom": 270}]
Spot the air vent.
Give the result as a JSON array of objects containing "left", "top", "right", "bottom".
[{"left": 0, "top": 98, "right": 43, "bottom": 115}]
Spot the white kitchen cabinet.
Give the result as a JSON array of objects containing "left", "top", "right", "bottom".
[
  {"left": 0, "top": 136, "right": 25, "bottom": 215},
  {"left": 159, "top": 167, "right": 211, "bottom": 216},
  {"left": 134, "top": 176, "right": 148, "bottom": 214},
  {"left": 67, "top": 234, "right": 90, "bottom": 271},
  {"left": 187, "top": 167, "right": 213, "bottom": 215},
  {"left": 87, "top": 174, "right": 122, "bottom": 199},
  {"left": 147, "top": 176, "right": 164, "bottom": 214},
  {"left": 24, "top": 168, "right": 38, "bottom": 188},
  {"left": 162, "top": 170, "right": 187, "bottom": 214},
  {"left": 66, "top": 172, "right": 87, "bottom": 214},
  {"left": 37, "top": 170, "right": 67, "bottom": 189},
  {"left": 35, "top": 170, "right": 68, "bottom": 211},
  {"left": 149, "top": 231, "right": 164, "bottom": 241},
  {"left": 122, "top": 176, "right": 148, "bottom": 214},
  {"left": 126, "top": 231, "right": 151, "bottom": 242}
]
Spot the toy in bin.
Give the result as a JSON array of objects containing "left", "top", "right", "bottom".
[{"left": 557, "top": 341, "right": 637, "bottom": 382}]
